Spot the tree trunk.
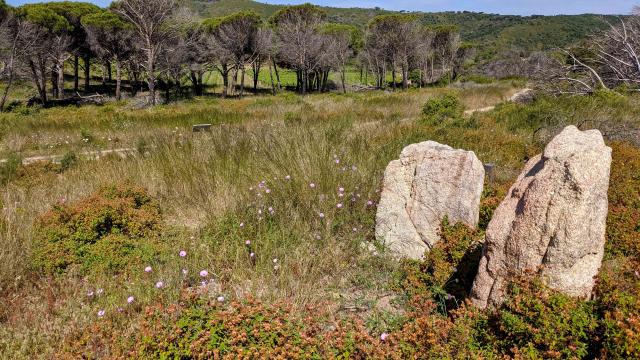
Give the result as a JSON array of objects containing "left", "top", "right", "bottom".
[
  {"left": 73, "top": 55, "right": 79, "bottom": 93},
  {"left": 441, "top": 56, "right": 446, "bottom": 85},
  {"left": 147, "top": 46, "right": 156, "bottom": 105},
  {"left": 51, "top": 67, "right": 58, "bottom": 99},
  {"left": 0, "top": 33, "right": 17, "bottom": 111},
  {"left": 115, "top": 60, "right": 122, "bottom": 101},
  {"left": 57, "top": 61, "right": 65, "bottom": 99},
  {"left": 341, "top": 67, "right": 346, "bottom": 94},
  {"left": 0, "top": 65, "right": 14, "bottom": 111},
  {"left": 382, "top": 66, "right": 387, "bottom": 89},
  {"left": 29, "top": 59, "right": 47, "bottom": 103},
  {"left": 268, "top": 57, "right": 276, "bottom": 95},
  {"left": 323, "top": 70, "right": 329, "bottom": 92},
  {"left": 102, "top": 63, "right": 108, "bottom": 95},
  {"left": 40, "top": 61, "right": 48, "bottom": 103},
  {"left": 131, "top": 68, "right": 139, "bottom": 96},
  {"left": 174, "top": 76, "right": 181, "bottom": 101},
  {"left": 164, "top": 79, "right": 170, "bottom": 103},
  {"left": 402, "top": 64, "right": 408, "bottom": 90},
  {"left": 84, "top": 54, "right": 90, "bottom": 94},
  {"left": 364, "top": 65, "right": 368, "bottom": 85},
  {"left": 230, "top": 67, "right": 238, "bottom": 96},
  {"left": 190, "top": 70, "right": 202, "bottom": 96},
  {"left": 430, "top": 55, "right": 434, "bottom": 83},
  {"left": 301, "top": 70, "right": 306, "bottom": 95},
  {"left": 273, "top": 59, "right": 281, "bottom": 90},
  {"left": 252, "top": 58, "right": 260, "bottom": 93},
  {"left": 107, "top": 61, "right": 112, "bottom": 82},
  {"left": 240, "top": 66, "right": 245, "bottom": 97},
  {"left": 392, "top": 62, "right": 397, "bottom": 91},
  {"left": 221, "top": 65, "right": 229, "bottom": 98}
]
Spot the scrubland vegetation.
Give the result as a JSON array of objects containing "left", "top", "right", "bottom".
[
  {"left": 0, "top": 82, "right": 639, "bottom": 358},
  {"left": 0, "top": 0, "right": 639, "bottom": 358}
]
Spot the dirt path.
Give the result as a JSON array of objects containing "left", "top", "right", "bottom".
[
  {"left": 2, "top": 88, "right": 532, "bottom": 166},
  {"left": 357, "top": 87, "right": 532, "bottom": 130},
  {"left": 0, "top": 148, "right": 137, "bottom": 165},
  {"left": 463, "top": 88, "right": 532, "bottom": 116}
]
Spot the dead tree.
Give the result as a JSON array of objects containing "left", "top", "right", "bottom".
[
  {"left": 115, "top": 0, "right": 177, "bottom": 105},
  {"left": 204, "top": 11, "right": 261, "bottom": 98},
  {"left": 538, "top": 14, "right": 640, "bottom": 95},
  {"left": 271, "top": 4, "right": 326, "bottom": 94}
]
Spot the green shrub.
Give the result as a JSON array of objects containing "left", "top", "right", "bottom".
[
  {"left": 593, "top": 89, "right": 627, "bottom": 106},
  {"left": 479, "top": 185, "right": 507, "bottom": 230},
  {"left": 458, "top": 74, "right": 494, "bottom": 84},
  {"left": 80, "top": 128, "right": 94, "bottom": 144},
  {"left": 32, "top": 183, "right": 164, "bottom": 276},
  {"left": 396, "top": 218, "right": 482, "bottom": 314},
  {"left": 0, "top": 153, "right": 21, "bottom": 185},
  {"left": 420, "top": 94, "right": 464, "bottom": 125},
  {"left": 59, "top": 151, "right": 78, "bottom": 172},
  {"left": 283, "top": 111, "right": 302, "bottom": 125},
  {"left": 492, "top": 276, "right": 599, "bottom": 359},
  {"left": 10, "top": 102, "right": 40, "bottom": 115}
]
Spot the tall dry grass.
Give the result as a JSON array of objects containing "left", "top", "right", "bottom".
[{"left": 0, "top": 83, "right": 543, "bottom": 358}]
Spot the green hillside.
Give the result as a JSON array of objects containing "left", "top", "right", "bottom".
[
  {"left": 192, "top": 0, "right": 620, "bottom": 58},
  {"left": 190, "top": 0, "right": 389, "bottom": 25}
]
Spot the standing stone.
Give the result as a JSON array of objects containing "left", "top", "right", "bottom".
[
  {"left": 470, "top": 126, "right": 612, "bottom": 308},
  {"left": 375, "top": 141, "right": 485, "bottom": 259}
]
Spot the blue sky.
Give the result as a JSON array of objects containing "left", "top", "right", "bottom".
[{"left": 5, "top": 0, "right": 636, "bottom": 16}]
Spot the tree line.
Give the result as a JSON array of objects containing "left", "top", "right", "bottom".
[{"left": 0, "top": 1, "right": 468, "bottom": 109}]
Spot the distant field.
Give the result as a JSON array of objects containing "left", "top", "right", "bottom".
[{"left": 0, "top": 82, "right": 520, "bottom": 159}]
